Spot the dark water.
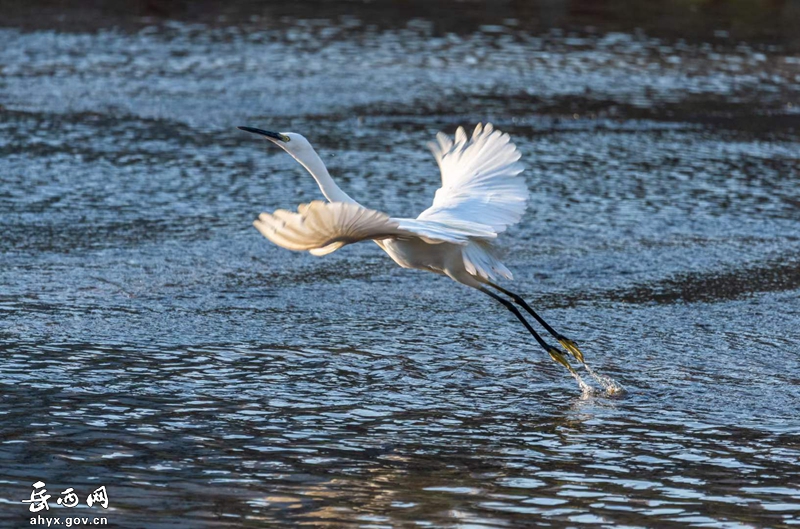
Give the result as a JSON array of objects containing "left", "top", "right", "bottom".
[{"left": 2, "top": 2, "right": 800, "bottom": 527}]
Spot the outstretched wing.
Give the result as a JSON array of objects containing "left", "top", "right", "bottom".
[
  {"left": 254, "top": 200, "right": 484, "bottom": 256},
  {"left": 254, "top": 201, "right": 410, "bottom": 256},
  {"left": 417, "top": 123, "right": 527, "bottom": 237}
]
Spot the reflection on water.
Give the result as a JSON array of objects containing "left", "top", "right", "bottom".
[{"left": 1, "top": 1, "right": 799, "bottom": 527}]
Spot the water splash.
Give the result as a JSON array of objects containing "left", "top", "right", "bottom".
[
  {"left": 582, "top": 362, "right": 625, "bottom": 396},
  {"left": 569, "top": 368, "right": 596, "bottom": 398}
]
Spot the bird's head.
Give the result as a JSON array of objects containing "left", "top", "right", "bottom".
[{"left": 238, "top": 126, "right": 314, "bottom": 160}]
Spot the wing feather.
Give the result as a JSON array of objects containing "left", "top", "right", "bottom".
[
  {"left": 418, "top": 123, "right": 528, "bottom": 237},
  {"left": 254, "top": 201, "right": 406, "bottom": 255},
  {"left": 254, "top": 200, "right": 490, "bottom": 256}
]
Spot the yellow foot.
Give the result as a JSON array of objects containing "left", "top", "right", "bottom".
[
  {"left": 548, "top": 347, "right": 577, "bottom": 375},
  {"left": 558, "top": 337, "right": 585, "bottom": 364}
]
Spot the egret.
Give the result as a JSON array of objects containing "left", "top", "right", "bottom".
[{"left": 239, "top": 123, "right": 586, "bottom": 376}]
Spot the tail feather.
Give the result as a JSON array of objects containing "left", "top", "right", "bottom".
[{"left": 462, "top": 241, "right": 513, "bottom": 281}]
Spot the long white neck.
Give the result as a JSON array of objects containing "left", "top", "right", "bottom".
[{"left": 287, "top": 147, "right": 359, "bottom": 205}]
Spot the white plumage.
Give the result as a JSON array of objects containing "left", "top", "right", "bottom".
[
  {"left": 418, "top": 123, "right": 527, "bottom": 235},
  {"left": 247, "top": 123, "right": 527, "bottom": 284},
  {"left": 240, "top": 123, "right": 589, "bottom": 377},
  {"left": 254, "top": 201, "right": 410, "bottom": 256}
]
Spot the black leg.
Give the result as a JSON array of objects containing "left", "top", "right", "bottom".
[
  {"left": 479, "top": 287, "right": 575, "bottom": 372},
  {"left": 485, "top": 281, "right": 584, "bottom": 363}
]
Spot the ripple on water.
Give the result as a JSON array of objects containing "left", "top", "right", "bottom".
[{"left": 1, "top": 3, "right": 800, "bottom": 528}]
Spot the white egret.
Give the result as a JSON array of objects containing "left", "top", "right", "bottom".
[{"left": 239, "top": 124, "right": 586, "bottom": 375}]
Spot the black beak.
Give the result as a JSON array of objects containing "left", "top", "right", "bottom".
[{"left": 238, "top": 126, "right": 287, "bottom": 142}]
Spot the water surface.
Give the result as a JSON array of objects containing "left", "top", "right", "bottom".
[{"left": 1, "top": 2, "right": 800, "bottom": 527}]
